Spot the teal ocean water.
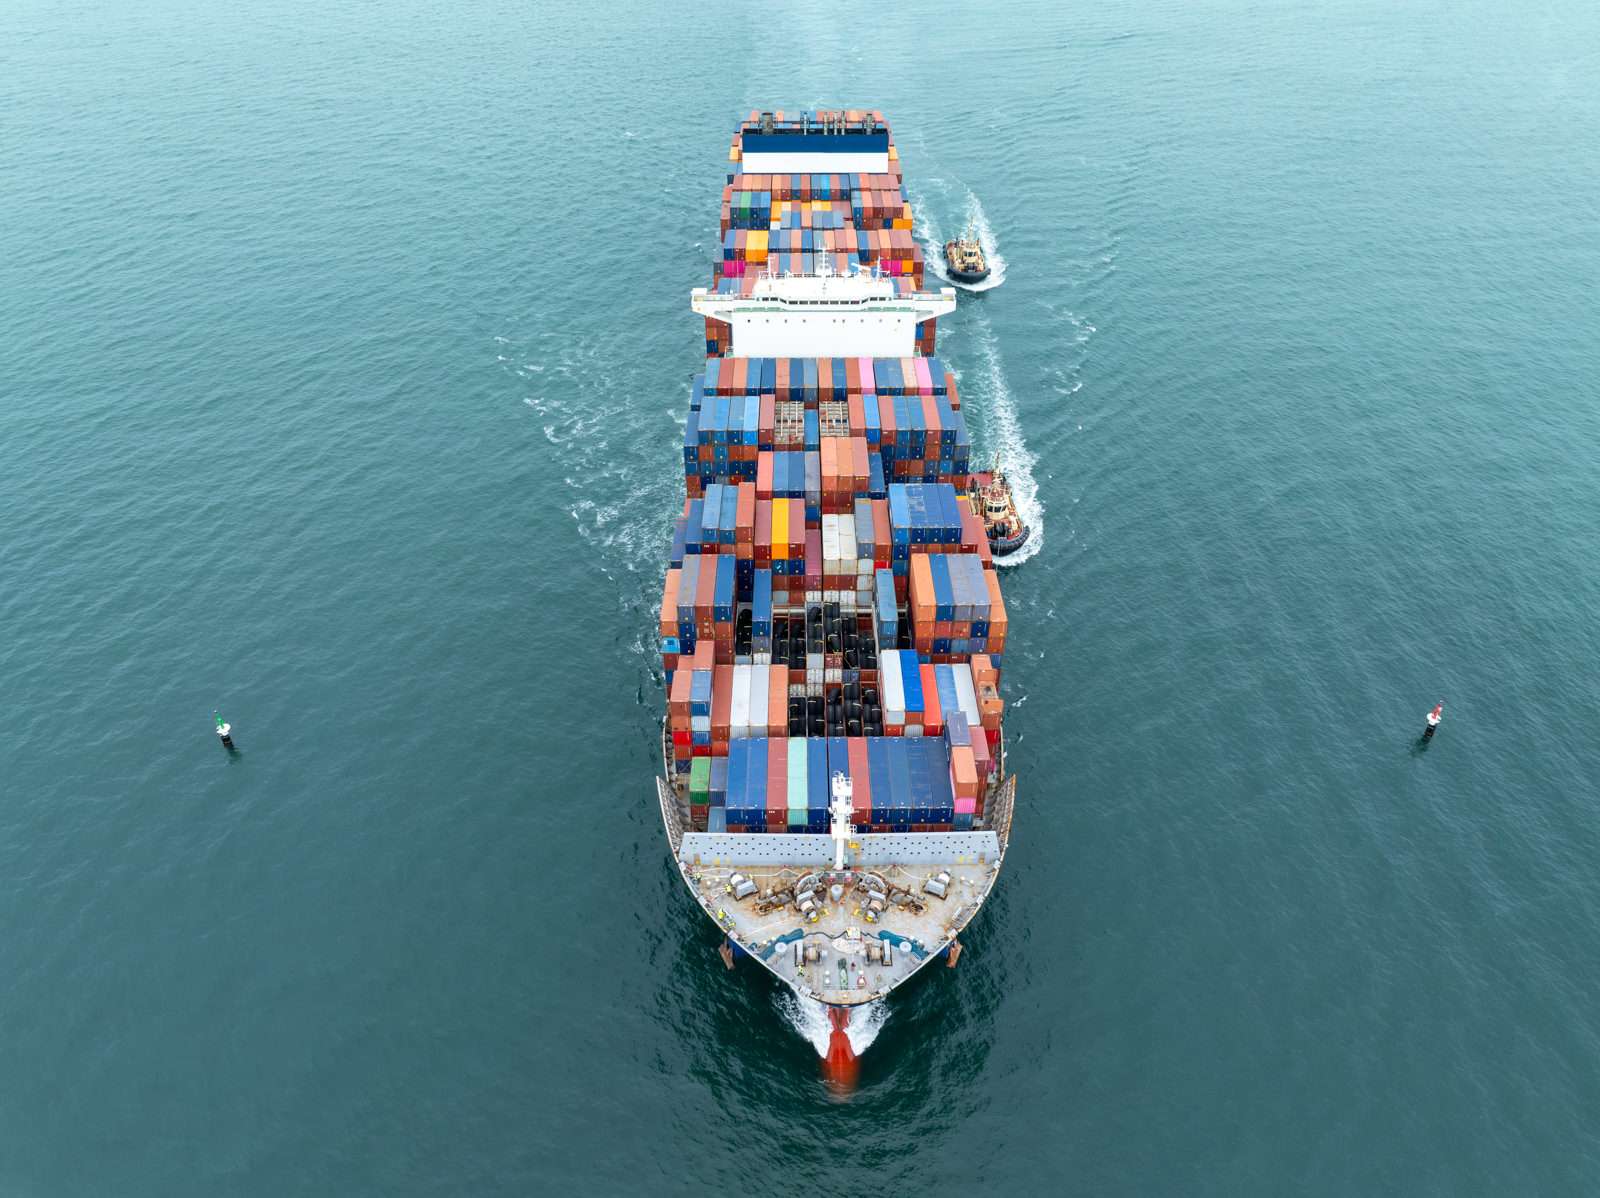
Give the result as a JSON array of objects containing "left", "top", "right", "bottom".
[{"left": 5, "top": 0, "right": 1600, "bottom": 1192}]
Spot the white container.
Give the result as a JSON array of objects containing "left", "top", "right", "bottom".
[
  {"left": 822, "top": 515, "right": 840, "bottom": 575},
  {"left": 837, "top": 516, "right": 856, "bottom": 575},
  {"left": 953, "top": 663, "right": 981, "bottom": 729},
  {"left": 750, "top": 664, "right": 768, "bottom": 732},
  {"left": 729, "top": 663, "right": 751, "bottom": 739},
  {"left": 882, "top": 649, "right": 905, "bottom": 723}
]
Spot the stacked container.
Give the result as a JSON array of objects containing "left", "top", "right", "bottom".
[{"left": 663, "top": 112, "right": 1012, "bottom": 833}]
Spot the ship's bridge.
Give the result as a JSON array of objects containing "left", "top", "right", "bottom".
[
  {"left": 737, "top": 109, "right": 891, "bottom": 173},
  {"left": 691, "top": 266, "right": 956, "bottom": 358}
]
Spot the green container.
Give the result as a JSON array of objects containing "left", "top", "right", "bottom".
[
  {"left": 689, "top": 757, "right": 711, "bottom": 800},
  {"left": 786, "top": 739, "right": 808, "bottom": 808}
]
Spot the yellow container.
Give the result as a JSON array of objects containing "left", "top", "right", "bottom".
[
  {"left": 747, "top": 229, "right": 768, "bottom": 262},
  {"left": 772, "top": 499, "right": 789, "bottom": 559}
]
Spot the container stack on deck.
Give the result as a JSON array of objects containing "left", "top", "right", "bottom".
[
  {"left": 705, "top": 111, "right": 933, "bottom": 356},
  {"left": 662, "top": 111, "right": 1010, "bottom": 837}
]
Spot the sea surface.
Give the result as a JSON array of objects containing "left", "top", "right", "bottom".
[{"left": 4, "top": 0, "right": 1600, "bottom": 1192}]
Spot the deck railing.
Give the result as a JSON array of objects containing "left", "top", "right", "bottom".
[
  {"left": 987, "top": 774, "right": 1018, "bottom": 852},
  {"left": 656, "top": 776, "right": 685, "bottom": 856}
]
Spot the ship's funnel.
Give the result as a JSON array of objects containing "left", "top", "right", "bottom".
[{"left": 821, "top": 1005, "right": 859, "bottom": 1093}]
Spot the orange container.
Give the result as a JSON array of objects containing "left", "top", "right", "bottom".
[
  {"left": 712, "top": 665, "right": 732, "bottom": 740},
  {"left": 977, "top": 679, "right": 1004, "bottom": 730},
  {"left": 909, "top": 555, "right": 936, "bottom": 625},
  {"left": 736, "top": 483, "right": 755, "bottom": 541},
  {"left": 985, "top": 568, "right": 1008, "bottom": 649},
  {"left": 658, "top": 569, "right": 679, "bottom": 638},
  {"left": 768, "top": 669, "right": 787, "bottom": 736},
  {"left": 754, "top": 500, "right": 772, "bottom": 562},
  {"left": 669, "top": 667, "right": 692, "bottom": 721},
  {"left": 950, "top": 746, "right": 979, "bottom": 799},
  {"left": 919, "top": 664, "right": 943, "bottom": 734},
  {"left": 871, "top": 500, "right": 891, "bottom": 563}
]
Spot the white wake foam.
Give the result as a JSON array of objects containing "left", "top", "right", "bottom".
[
  {"left": 506, "top": 335, "right": 680, "bottom": 575},
  {"left": 775, "top": 992, "right": 891, "bottom": 1057},
  {"left": 962, "top": 311, "right": 1044, "bottom": 566}
]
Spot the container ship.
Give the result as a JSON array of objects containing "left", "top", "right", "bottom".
[{"left": 655, "top": 111, "right": 1018, "bottom": 1025}]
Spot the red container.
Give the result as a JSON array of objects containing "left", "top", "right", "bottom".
[
  {"left": 766, "top": 737, "right": 787, "bottom": 813},
  {"left": 847, "top": 737, "right": 871, "bottom": 823}
]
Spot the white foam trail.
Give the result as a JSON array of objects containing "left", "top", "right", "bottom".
[
  {"left": 913, "top": 187, "right": 1007, "bottom": 293},
  {"left": 775, "top": 992, "right": 891, "bottom": 1056},
  {"left": 962, "top": 311, "right": 1044, "bottom": 566}
]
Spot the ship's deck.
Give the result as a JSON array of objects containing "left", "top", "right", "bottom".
[
  {"left": 657, "top": 738, "right": 1017, "bottom": 1004},
  {"left": 674, "top": 831, "right": 1003, "bottom": 1004}
]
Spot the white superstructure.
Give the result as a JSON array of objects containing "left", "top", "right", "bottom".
[
  {"left": 691, "top": 264, "right": 956, "bottom": 358},
  {"left": 739, "top": 150, "right": 889, "bottom": 174}
]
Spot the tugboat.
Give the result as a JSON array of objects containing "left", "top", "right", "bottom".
[
  {"left": 969, "top": 457, "right": 1029, "bottom": 557},
  {"left": 943, "top": 226, "right": 990, "bottom": 285}
]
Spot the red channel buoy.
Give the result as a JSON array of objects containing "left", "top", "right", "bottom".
[{"left": 1423, "top": 701, "right": 1444, "bottom": 740}]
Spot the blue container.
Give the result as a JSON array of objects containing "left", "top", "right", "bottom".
[
  {"left": 720, "top": 487, "right": 738, "bottom": 544},
  {"left": 756, "top": 739, "right": 772, "bottom": 809},
  {"left": 752, "top": 570, "right": 772, "bottom": 635},
  {"left": 899, "top": 651, "right": 924, "bottom": 713},
  {"left": 863, "top": 393, "right": 881, "bottom": 444},
  {"left": 891, "top": 742, "right": 913, "bottom": 818},
  {"left": 945, "top": 712, "right": 971, "bottom": 749},
  {"left": 888, "top": 486, "right": 910, "bottom": 543},
  {"left": 931, "top": 555, "right": 953, "bottom": 620},
  {"left": 712, "top": 557, "right": 735, "bottom": 622},
  {"left": 806, "top": 738, "right": 828, "bottom": 811},
  {"left": 826, "top": 735, "right": 849, "bottom": 784}
]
